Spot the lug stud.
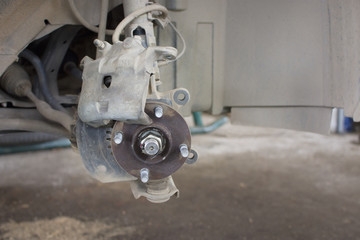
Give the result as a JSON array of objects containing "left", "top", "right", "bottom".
[
  {"left": 140, "top": 168, "right": 149, "bottom": 183},
  {"left": 114, "top": 132, "right": 123, "bottom": 144},
  {"left": 93, "top": 39, "right": 106, "bottom": 50},
  {"left": 179, "top": 144, "right": 189, "bottom": 158},
  {"left": 154, "top": 106, "right": 163, "bottom": 118}
]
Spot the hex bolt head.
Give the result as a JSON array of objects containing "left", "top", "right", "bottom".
[
  {"left": 154, "top": 106, "right": 163, "bottom": 118},
  {"left": 143, "top": 138, "right": 160, "bottom": 155},
  {"left": 93, "top": 39, "right": 106, "bottom": 50},
  {"left": 179, "top": 144, "right": 189, "bottom": 158},
  {"left": 113, "top": 132, "right": 123, "bottom": 144},
  {"left": 140, "top": 168, "right": 149, "bottom": 183}
]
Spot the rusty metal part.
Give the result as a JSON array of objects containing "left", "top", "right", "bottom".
[
  {"left": 111, "top": 102, "right": 191, "bottom": 180},
  {"left": 76, "top": 119, "right": 136, "bottom": 183}
]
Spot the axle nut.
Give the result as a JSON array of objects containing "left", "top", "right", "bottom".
[{"left": 141, "top": 137, "right": 161, "bottom": 155}]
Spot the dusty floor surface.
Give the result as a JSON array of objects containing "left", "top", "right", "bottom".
[{"left": 0, "top": 122, "right": 360, "bottom": 240}]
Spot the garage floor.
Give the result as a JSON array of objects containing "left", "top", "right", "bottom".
[{"left": 0, "top": 122, "right": 360, "bottom": 240}]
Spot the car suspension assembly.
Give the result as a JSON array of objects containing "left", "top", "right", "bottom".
[{"left": 75, "top": 0, "right": 198, "bottom": 203}]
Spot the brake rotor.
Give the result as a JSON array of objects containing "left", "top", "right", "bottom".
[{"left": 111, "top": 102, "right": 191, "bottom": 180}]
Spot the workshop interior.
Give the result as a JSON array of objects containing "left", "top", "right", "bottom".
[{"left": 0, "top": 0, "right": 360, "bottom": 203}]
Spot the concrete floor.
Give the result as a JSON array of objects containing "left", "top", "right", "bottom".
[{"left": 0, "top": 122, "right": 360, "bottom": 240}]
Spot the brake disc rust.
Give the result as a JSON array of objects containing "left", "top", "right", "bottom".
[{"left": 111, "top": 102, "right": 191, "bottom": 180}]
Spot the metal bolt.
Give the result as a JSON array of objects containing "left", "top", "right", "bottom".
[
  {"left": 143, "top": 138, "right": 160, "bottom": 155},
  {"left": 93, "top": 39, "right": 106, "bottom": 50},
  {"left": 154, "top": 106, "right": 163, "bottom": 118},
  {"left": 179, "top": 144, "right": 189, "bottom": 158},
  {"left": 140, "top": 168, "right": 149, "bottom": 183},
  {"left": 114, "top": 132, "right": 123, "bottom": 144},
  {"left": 96, "top": 165, "right": 107, "bottom": 173}
]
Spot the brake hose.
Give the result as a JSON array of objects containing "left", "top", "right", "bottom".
[{"left": 19, "top": 49, "right": 67, "bottom": 112}]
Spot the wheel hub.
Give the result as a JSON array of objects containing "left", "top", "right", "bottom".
[{"left": 111, "top": 102, "right": 191, "bottom": 180}]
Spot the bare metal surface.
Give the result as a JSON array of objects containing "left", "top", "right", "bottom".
[
  {"left": 140, "top": 168, "right": 149, "bottom": 183},
  {"left": 179, "top": 144, "right": 189, "bottom": 158},
  {"left": 113, "top": 132, "right": 123, "bottom": 145},
  {"left": 154, "top": 106, "right": 163, "bottom": 118},
  {"left": 93, "top": 39, "right": 106, "bottom": 50}
]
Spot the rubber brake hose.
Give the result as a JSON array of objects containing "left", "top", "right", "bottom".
[{"left": 19, "top": 49, "right": 66, "bottom": 112}]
